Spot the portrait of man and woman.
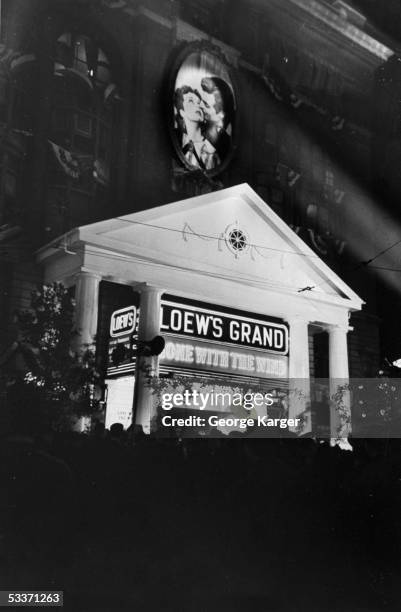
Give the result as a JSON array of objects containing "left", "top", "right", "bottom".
[{"left": 173, "top": 61, "right": 235, "bottom": 172}]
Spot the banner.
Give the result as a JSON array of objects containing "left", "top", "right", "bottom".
[{"left": 49, "top": 141, "right": 80, "bottom": 179}]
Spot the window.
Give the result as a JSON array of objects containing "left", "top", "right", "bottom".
[
  {"left": 55, "top": 33, "right": 112, "bottom": 89},
  {"left": 74, "top": 112, "right": 93, "bottom": 138},
  {"left": 46, "top": 32, "right": 120, "bottom": 233},
  {"left": 0, "top": 152, "right": 22, "bottom": 224},
  {"left": 12, "top": 67, "right": 37, "bottom": 132},
  {"left": 51, "top": 33, "right": 119, "bottom": 193},
  {"left": 0, "top": 71, "right": 8, "bottom": 122}
]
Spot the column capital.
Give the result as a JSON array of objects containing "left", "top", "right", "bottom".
[
  {"left": 325, "top": 323, "right": 351, "bottom": 334},
  {"left": 286, "top": 315, "right": 310, "bottom": 326},
  {"left": 76, "top": 269, "right": 102, "bottom": 281},
  {"left": 134, "top": 282, "right": 164, "bottom": 296}
]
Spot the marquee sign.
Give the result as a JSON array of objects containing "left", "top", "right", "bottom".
[
  {"left": 110, "top": 306, "right": 137, "bottom": 338},
  {"left": 160, "top": 300, "right": 288, "bottom": 355},
  {"left": 159, "top": 336, "right": 288, "bottom": 379},
  {"left": 159, "top": 298, "right": 288, "bottom": 381},
  {"left": 107, "top": 304, "right": 139, "bottom": 376},
  {"left": 106, "top": 296, "right": 289, "bottom": 382}
]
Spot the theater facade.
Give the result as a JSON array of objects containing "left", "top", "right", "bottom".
[
  {"left": 37, "top": 184, "right": 362, "bottom": 434},
  {"left": 1, "top": 0, "right": 397, "bottom": 435}
]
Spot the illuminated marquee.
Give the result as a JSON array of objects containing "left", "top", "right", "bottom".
[
  {"left": 159, "top": 337, "right": 288, "bottom": 379},
  {"left": 107, "top": 303, "right": 139, "bottom": 376},
  {"left": 110, "top": 305, "right": 137, "bottom": 338},
  {"left": 159, "top": 298, "right": 288, "bottom": 380},
  {"left": 160, "top": 300, "right": 288, "bottom": 354}
]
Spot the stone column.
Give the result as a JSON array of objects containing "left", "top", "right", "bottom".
[
  {"left": 134, "top": 285, "right": 163, "bottom": 434},
  {"left": 287, "top": 316, "right": 311, "bottom": 434},
  {"left": 71, "top": 271, "right": 101, "bottom": 433},
  {"left": 73, "top": 271, "right": 101, "bottom": 350},
  {"left": 328, "top": 324, "right": 350, "bottom": 439}
]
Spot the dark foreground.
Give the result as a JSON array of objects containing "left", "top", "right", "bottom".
[{"left": 1, "top": 432, "right": 401, "bottom": 612}]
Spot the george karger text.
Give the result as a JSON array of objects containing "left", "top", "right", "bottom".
[{"left": 161, "top": 415, "right": 301, "bottom": 429}]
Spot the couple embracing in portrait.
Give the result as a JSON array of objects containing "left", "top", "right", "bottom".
[{"left": 174, "top": 76, "right": 234, "bottom": 171}]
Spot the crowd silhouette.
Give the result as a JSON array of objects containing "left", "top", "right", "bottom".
[{"left": 1, "top": 417, "right": 401, "bottom": 610}]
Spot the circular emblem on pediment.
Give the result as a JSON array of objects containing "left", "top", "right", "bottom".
[
  {"left": 224, "top": 223, "right": 249, "bottom": 257},
  {"left": 228, "top": 229, "right": 247, "bottom": 252}
]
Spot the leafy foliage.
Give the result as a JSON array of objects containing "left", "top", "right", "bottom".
[
  {"left": 1, "top": 283, "right": 101, "bottom": 432},
  {"left": 335, "top": 376, "right": 401, "bottom": 437}
]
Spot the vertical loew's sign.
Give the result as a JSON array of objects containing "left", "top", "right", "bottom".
[
  {"left": 110, "top": 305, "right": 137, "bottom": 338},
  {"left": 107, "top": 305, "right": 139, "bottom": 376}
]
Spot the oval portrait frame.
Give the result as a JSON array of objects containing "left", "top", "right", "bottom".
[{"left": 168, "top": 41, "right": 238, "bottom": 178}]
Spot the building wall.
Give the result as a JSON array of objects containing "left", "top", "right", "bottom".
[{"left": 0, "top": 0, "right": 394, "bottom": 374}]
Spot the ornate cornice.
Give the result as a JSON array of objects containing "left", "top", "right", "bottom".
[{"left": 278, "top": 0, "right": 393, "bottom": 62}]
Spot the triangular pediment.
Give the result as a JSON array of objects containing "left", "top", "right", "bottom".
[{"left": 75, "top": 184, "right": 361, "bottom": 310}]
